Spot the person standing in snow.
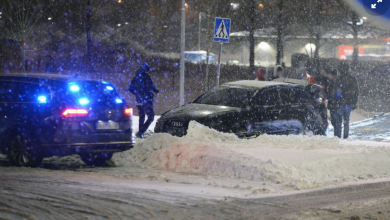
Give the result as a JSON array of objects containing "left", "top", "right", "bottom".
[
  {"left": 128, "top": 63, "right": 160, "bottom": 139},
  {"left": 255, "top": 68, "right": 268, "bottom": 81},
  {"left": 271, "top": 65, "right": 284, "bottom": 80},
  {"left": 327, "top": 62, "right": 359, "bottom": 139},
  {"left": 318, "top": 65, "right": 332, "bottom": 88}
]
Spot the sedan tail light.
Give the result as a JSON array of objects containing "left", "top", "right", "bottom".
[
  {"left": 124, "top": 108, "right": 133, "bottom": 116},
  {"left": 62, "top": 109, "right": 88, "bottom": 117}
]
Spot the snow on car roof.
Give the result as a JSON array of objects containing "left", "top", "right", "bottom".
[
  {"left": 0, "top": 73, "right": 90, "bottom": 82},
  {"left": 224, "top": 80, "right": 288, "bottom": 89},
  {"left": 273, "top": 78, "right": 310, "bottom": 86}
]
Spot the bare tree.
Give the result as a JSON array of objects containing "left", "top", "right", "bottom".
[
  {"left": 2, "top": 0, "right": 55, "bottom": 71},
  {"left": 276, "top": 0, "right": 284, "bottom": 65},
  {"left": 249, "top": 0, "right": 256, "bottom": 70}
]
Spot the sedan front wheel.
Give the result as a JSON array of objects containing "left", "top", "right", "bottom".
[{"left": 301, "top": 120, "right": 319, "bottom": 137}]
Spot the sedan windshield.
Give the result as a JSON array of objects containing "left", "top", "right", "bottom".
[{"left": 193, "top": 86, "right": 255, "bottom": 108}]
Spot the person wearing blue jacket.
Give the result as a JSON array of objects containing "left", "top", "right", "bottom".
[{"left": 129, "top": 63, "right": 159, "bottom": 139}]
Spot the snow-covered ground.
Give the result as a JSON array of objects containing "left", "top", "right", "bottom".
[
  {"left": 3, "top": 110, "right": 390, "bottom": 194},
  {"left": 2, "top": 110, "right": 390, "bottom": 219},
  {"left": 350, "top": 109, "right": 373, "bottom": 122}
]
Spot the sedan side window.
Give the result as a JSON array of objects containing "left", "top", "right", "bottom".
[
  {"left": 279, "top": 88, "right": 295, "bottom": 105},
  {"left": 255, "top": 89, "right": 280, "bottom": 106},
  {"left": 294, "top": 90, "right": 313, "bottom": 104}
]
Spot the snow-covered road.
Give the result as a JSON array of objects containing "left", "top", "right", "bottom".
[
  {"left": 2, "top": 166, "right": 390, "bottom": 219},
  {"left": 350, "top": 113, "right": 390, "bottom": 142}
]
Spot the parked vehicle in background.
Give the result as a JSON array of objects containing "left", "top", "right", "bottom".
[
  {"left": 184, "top": 51, "right": 215, "bottom": 63},
  {"left": 155, "top": 80, "right": 328, "bottom": 138},
  {"left": 0, "top": 73, "right": 134, "bottom": 167}
]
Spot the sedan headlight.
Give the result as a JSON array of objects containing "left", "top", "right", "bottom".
[{"left": 155, "top": 119, "right": 164, "bottom": 132}]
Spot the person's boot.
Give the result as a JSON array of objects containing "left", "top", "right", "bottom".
[{"left": 136, "top": 132, "right": 145, "bottom": 139}]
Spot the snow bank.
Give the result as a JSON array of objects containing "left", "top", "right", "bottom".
[{"left": 112, "top": 121, "right": 390, "bottom": 190}]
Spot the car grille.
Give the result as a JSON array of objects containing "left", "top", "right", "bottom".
[
  {"left": 164, "top": 120, "right": 188, "bottom": 137},
  {"left": 170, "top": 121, "right": 184, "bottom": 128}
]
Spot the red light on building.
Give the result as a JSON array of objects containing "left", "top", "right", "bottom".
[{"left": 338, "top": 45, "right": 364, "bottom": 60}]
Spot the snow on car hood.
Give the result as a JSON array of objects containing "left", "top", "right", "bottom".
[{"left": 161, "top": 103, "right": 241, "bottom": 120}]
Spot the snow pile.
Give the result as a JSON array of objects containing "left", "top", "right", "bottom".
[
  {"left": 112, "top": 121, "right": 390, "bottom": 190},
  {"left": 112, "top": 126, "right": 292, "bottom": 185}
]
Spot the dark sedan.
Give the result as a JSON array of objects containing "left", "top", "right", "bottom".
[{"left": 155, "top": 80, "right": 327, "bottom": 138}]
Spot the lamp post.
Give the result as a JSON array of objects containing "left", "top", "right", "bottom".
[
  {"left": 179, "top": 0, "right": 186, "bottom": 106},
  {"left": 198, "top": 12, "right": 206, "bottom": 62},
  {"left": 198, "top": 12, "right": 201, "bottom": 57}
]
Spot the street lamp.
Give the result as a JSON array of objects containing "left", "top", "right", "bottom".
[
  {"left": 230, "top": 3, "right": 239, "bottom": 9},
  {"left": 258, "top": 42, "right": 270, "bottom": 51},
  {"left": 347, "top": 18, "right": 364, "bottom": 25}
]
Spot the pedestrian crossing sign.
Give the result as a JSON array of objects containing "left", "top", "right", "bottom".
[{"left": 214, "top": 18, "right": 231, "bottom": 43}]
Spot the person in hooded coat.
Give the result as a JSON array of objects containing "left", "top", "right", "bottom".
[
  {"left": 327, "top": 62, "right": 359, "bottom": 139},
  {"left": 271, "top": 65, "right": 284, "bottom": 80},
  {"left": 128, "top": 63, "right": 160, "bottom": 139}
]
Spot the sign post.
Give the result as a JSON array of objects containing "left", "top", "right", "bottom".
[
  {"left": 179, "top": 0, "right": 186, "bottom": 106},
  {"left": 214, "top": 17, "right": 231, "bottom": 87}
]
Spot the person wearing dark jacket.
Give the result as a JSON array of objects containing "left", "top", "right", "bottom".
[
  {"left": 128, "top": 63, "right": 159, "bottom": 139},
  {"left": 327, "top": 62, "right": 359, "bottom": 139}
]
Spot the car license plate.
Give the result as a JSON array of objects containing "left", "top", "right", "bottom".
[{"left": 96, "top": 121, "right": 119, "bottom": 130}]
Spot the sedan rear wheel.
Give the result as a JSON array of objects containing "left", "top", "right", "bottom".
[
  {"left": 7, "top": 132, "right": 43, "bottom": 167},
  {"left": 79, "top": 152, "right": 113, "bottom": 166}
]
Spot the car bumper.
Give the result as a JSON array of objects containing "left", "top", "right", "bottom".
[{"left": 40, "top": 133, "right": 135, "bottom": 156}]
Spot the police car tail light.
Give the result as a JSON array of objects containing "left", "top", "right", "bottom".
[
  {"left": 62, "top": 109, "right": 88, "bottom": 117},
  {"left": 124, "top": 108, "right": 133, "bottom": 116}
]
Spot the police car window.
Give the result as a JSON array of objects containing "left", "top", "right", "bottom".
[
  {"left": 0, "top": 81, "right": 51, "bottom": 103},
  {"left": 0, "top": 81, "right": 18, "bottom": 102},
  {"left": 256, "top": 89, "right": 279, "bottom": 106}
]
